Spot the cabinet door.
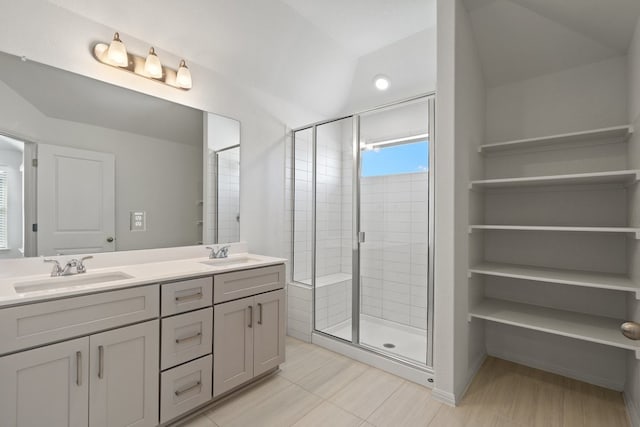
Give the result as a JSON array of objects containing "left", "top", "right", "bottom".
[
  {"left": 0, "top": 338, "right": 89, "bottom": 427},
  {"left": 253, "top": 289, "right": 286, "bottom": 376},
  {"left": 89, "top": 320, "right": 159, "bottom": 427},
  {"left": 213, "top": 297, "right": 253, "bottom": 397}
]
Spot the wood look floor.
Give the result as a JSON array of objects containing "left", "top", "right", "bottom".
[{"left": 178, "top": 337, "right": 630, "bottom": 427}]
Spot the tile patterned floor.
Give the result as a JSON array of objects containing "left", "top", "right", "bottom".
[{"left": 177, "top": 337, "right": 630, "bottom": 427}]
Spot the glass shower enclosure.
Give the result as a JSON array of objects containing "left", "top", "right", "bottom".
[{"left": 292, "top": 94, "right": 435, "bottom": 367}]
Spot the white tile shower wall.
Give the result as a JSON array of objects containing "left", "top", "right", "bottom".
[
  {"left": 287, "top": 282, "right": 312, "bottom": 341},
  {"left": 314, "top": 279, "right": 352, "bottom": 331},
  {"left": 292, "top": 126, "right": 348, "bottom": 282},
  {"left": 292, "top": 131, "right": 313, "bottom": 282},
  {"left": 316, "top": 125, "right": 346, "bottom": 278},
  {"left": 360, "top": 172, "right": 428, "bottom": 330}
]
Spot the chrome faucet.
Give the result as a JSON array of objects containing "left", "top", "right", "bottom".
[
  {"left": 206, "top": 245, "right": 230, "bottom": 259},
  {"left": 43, "top": 258, "right": 63, "bottom": 277},
  {"left": 44, "top": 256, "right": 93, "bottom": 277}
]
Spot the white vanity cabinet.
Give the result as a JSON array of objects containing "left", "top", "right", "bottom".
[
  {"left": 0, "top": 320, "right": 159, "bottom": 427},
  {"left": 0, "top": 260, "right": 287, "bottom": 426},
  {"left": 0, "top": 285, "right": 160, "bottom": 427},
  {"left": 213, "top": 265, "right": 285, "bottom": 397},
  {"left": 0, "top": 337, "right": 90, "bottom": 427},
  {"left": 89, "top": 320, "right": 159, "bottom": 427},
  {"left": 159, "top": 276, "right": 214, "bottom": 424}
]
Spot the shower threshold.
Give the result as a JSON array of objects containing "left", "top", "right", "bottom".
[{"left": 323, "top": 314, "right": 427, "bottom": 365}]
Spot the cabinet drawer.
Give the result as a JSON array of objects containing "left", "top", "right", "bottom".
[
  {"left": 213, "top": 264, "right": 285, "bottom": 304},
  {"left": 160, "top": 355, "right": 213, "bottom": 424},
  {"left": 161, "top": 307, "right": 213, "bottom": 370},
  {"left": 161, "top": 276, "right": 213, "bottom": 316},
  {"left": 0, "top": 285, "right": 159, "bottom": 355}
]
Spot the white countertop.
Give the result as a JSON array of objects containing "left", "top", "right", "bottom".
[{"left": 0, "top": 252, "right": 286, "bottom": 308}]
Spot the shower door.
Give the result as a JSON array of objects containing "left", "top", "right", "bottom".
[
  {"left": 293, "top": 94, "right": 434, "bottom": 367},
  {"left": 312, "top": 117, "right": 355, "bottom": 342},
  {"left": 358, "top": 97, "right": 433, "bottom": 365}
]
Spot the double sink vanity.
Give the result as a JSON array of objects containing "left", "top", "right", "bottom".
[{"left": 0, "top": 247, "right": 286, "bottom": 427}]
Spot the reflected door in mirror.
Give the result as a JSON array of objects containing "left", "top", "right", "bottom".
[{"left": 37, "top": 144, "right": 115, "bottom": 256}]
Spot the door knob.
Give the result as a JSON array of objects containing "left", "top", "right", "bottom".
[{"left": 106, "top": 237, "right": 114, "bottom": 243}]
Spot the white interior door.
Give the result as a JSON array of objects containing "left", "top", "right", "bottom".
[{"left": 37, "top": 144, "right": 115, "bottom": 255}]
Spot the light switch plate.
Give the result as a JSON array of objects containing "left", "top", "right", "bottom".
[{"left": 130, "top": 211, "right": 146, "bottom": 231}]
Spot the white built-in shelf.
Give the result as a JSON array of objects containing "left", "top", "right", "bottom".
[
  {"left": 469, "top": 225, "right": 640, "bottom": 239},
  {"left": 469, "top": 298, "right": 640, "bottom": 356},
  {"left": 479, "top": 125, "right": 633, "bottom": 153},
  {"left": 470, "top": 169, "right": 640, "bottom": 190},
  {"left": 470, "top": 262, "right": 639, "bottom": 296}
]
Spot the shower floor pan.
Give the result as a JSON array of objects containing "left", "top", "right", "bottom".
[{"left": 323, "top": 314, "right": 427, "bottom": 365}]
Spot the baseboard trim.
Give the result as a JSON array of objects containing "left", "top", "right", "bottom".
[
  {"left": 431, "top": 352, "right": 486, "bottom": 407},
  {"left": 624, "top": 392, "right": 640, "bottom": 427},
  {"left": 456, "top": 352, "right": 487, "bottom": 402},
  {"left": 432, "top": 388, "right": 456, "bottom": 406},
  {"left": 287, "top": 329, "right": 311, "bottom": 343},
  {"left": 489, "top": 349, "right": 624, "bottom": 391}
]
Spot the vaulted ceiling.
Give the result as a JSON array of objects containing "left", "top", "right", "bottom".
[
  {"left": 464, "top": 0, "right": 640, "bottom": 87},
  {"left": 46, "top": 0, "right": 437, "bottom": 116}
]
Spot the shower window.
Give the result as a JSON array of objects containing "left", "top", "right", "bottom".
[{"left": 361, "top": 140, "right": 429, "bottom": 177}]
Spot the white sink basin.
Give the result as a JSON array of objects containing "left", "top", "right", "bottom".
[
  {"left": 199, "top": 256, "right": 260, "bottom": 267},
  {"left": 14, "top": 271, "right": 134, "bottom": 294}
]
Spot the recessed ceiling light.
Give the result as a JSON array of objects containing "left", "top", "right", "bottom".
[{"left": 374, "top": 75, "right": 390, "bottom": 91}]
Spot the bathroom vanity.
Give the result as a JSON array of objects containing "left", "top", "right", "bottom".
[{"left": 0, "top": 249, "right": 286, "bottom": 427}]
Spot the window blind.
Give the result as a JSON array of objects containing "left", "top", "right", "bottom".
[{"left": 0, "top": 170, "right": 7, "bottom": 249}]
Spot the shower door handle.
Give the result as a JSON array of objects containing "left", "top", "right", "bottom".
[{"left": 358, "top": 232, "right": 365, "bottom": 243}]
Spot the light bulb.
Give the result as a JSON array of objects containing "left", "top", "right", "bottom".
[
  {"left": 144, "top": 47, "right": 163, "bottom": 79},
  {"left": 176, "top": 59, "right": 192, "bottom": 89},
  {"left": 107, "top": 32, "right": 128, "bottom": 67},
  {"left": 374, "top": 75, "right": 390, "bottom": 91}
]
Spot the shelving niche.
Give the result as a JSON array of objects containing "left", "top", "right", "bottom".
[{"left": 469, "top": 122, "right": 640, "bottom": 379}]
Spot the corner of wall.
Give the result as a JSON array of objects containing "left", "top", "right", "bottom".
[{"left": 625, "top": 15, "right": 640, "bottom": 427}]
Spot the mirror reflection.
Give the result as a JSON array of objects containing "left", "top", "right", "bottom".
[
  {"left": 204, "top": 114, "right": 240, "bottom": 245},
  {"left": 0, "top": 51, "right": 240, "bottom": 258}
]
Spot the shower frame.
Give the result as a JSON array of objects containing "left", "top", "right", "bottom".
[{"left": 291, "top": 92, "right": 436, "bottom": 368}]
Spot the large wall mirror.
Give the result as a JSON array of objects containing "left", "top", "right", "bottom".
[{"left": 0, "top": 51, "right": 240, "bottom": 258}]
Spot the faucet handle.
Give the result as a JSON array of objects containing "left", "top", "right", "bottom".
[
  {"left": 77, "top": 256, "right": 93, "bottom": 274},
  {"left": 43, "top": 258, "right": 62, "bottom": 277}
]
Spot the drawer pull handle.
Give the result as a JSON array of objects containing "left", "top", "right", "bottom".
[
  {"left": 248, "top": 305, "right": 253, "bottom": 328},
  {"left": 257, "top": 303, "right": 263, "bottom": 325},
  {"left": 175, "top": 292, "right": 203, "bottom": 303},
  {"left": 98, "top": 345, "right": 104, "bottom": 379},
  {"left": 76, "top": 351, "right": 82, "bottom": 386},
  {"left": 175, "top": 381, "right": 202, "bottom": 396},
  {"left": 175, "top": 332, "right": 202, "bottom": 344}
]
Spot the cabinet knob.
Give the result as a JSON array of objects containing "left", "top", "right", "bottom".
[{"left": 106, "top": 237, "right": 114, "bottom": 243}]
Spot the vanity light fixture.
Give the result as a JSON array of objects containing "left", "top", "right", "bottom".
[
  {"left": 176, "top": 60, "right": 192, "bottom": 89},
  {"left": 107, "top": 32, "right": 128, "bottom": 67},
  {"left": 93, "top": 32, "right": 193, "bottom": 90},
  {"left": 144, "top": 47, "right": 163, "bottom": 79}
]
